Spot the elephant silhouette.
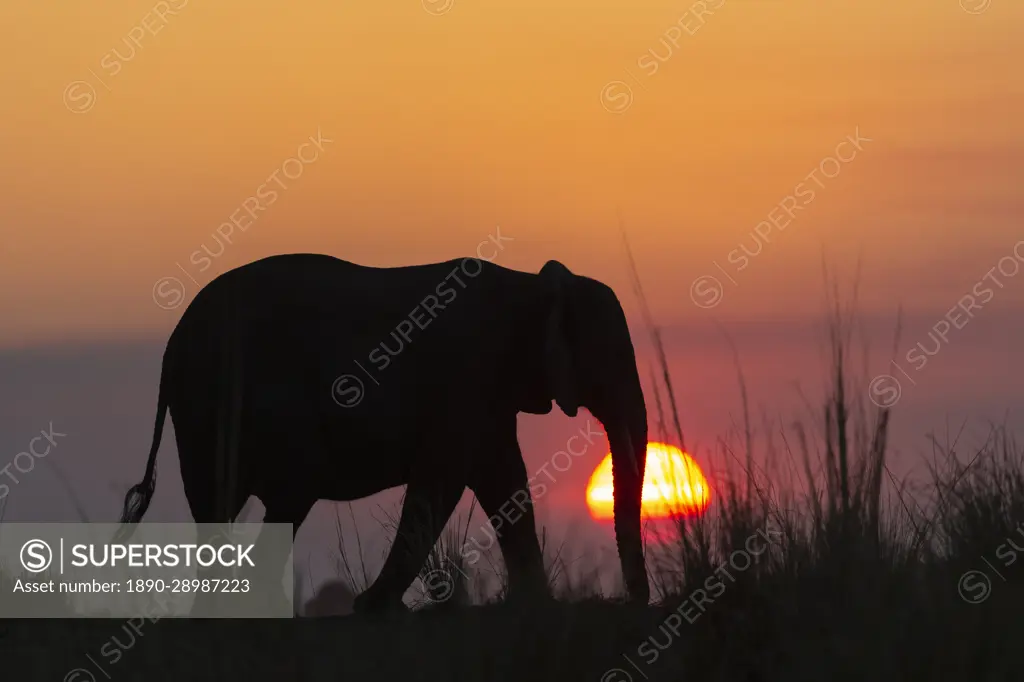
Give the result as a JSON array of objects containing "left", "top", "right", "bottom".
[
  {"left": 302, "top": 578, "right": 356, "bottom": 617},
  {"left": 116, "top": 254, "right": 649, "bottom": 613}
]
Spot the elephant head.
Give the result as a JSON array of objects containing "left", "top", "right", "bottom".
[{"left": 524, "top": 260, "right": 650, "bottom": 603}]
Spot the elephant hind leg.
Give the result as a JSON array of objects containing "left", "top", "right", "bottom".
[
  {"left": 353, "top": 477, "right": 465, "bottom": 614},
  {"left": 186, "top": 492, "right": 251, "bottom": 618},
  {"left": 187, "top": 494, "right": 312, "bottom": 617},
  {"left": 241, "top": 498, "right": 315, "bottom": 616},
  {"left": 179, "top": 436, "right": 254, "bottom": 617}
]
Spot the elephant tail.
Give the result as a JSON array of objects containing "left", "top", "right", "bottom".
[{"left": 115, "top": 347, "right": 172, "bottom": 538}]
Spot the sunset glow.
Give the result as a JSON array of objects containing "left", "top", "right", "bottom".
[{"left": 585, "top": 443, "right": 711, "bottom": 520}]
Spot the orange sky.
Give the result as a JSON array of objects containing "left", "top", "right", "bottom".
[{"left": 1, "top": 0, "right": 1022, "bottom": 348}]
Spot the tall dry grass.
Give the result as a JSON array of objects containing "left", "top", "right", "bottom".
[{"left": 322, "top": 262, "right": 1024, "bottom": 624}]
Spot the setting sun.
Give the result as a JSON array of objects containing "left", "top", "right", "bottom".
[{"left": 586, "top": 443, "right": 711, "bottom": 520}]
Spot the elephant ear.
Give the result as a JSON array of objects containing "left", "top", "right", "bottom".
[{"left": 539, "top": 260, "right": 579, "bottom": 417}]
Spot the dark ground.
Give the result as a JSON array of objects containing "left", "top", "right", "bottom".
[
  {"left": 2, "top": 582, "right": 1021, "bottom": 682},
  {"left": 5, "top": 316, "right": 1022, "bottom": 681}
]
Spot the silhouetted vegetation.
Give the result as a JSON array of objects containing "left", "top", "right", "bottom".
[
  {"left": 3, "top": 287, "right": 1021, "bottom": 680},
  {"left": 295, "top": 277, "right": 1022, "bottom": 679}
]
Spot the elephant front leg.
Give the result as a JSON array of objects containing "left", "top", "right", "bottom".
[
  {"left": 353, "top": 476, "right": 465, "bottom": 614},
  {"left": 469, "top": 453, "right": 550, "bottom": 604}
]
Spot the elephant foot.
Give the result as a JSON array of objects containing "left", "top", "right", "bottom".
[
  {"left": 352, "top": 589, "right": 407, "bottom": 616},
  {"left": 189, "top": 589, "right": 221, "bottom": 618},
  {"left": 509, "top": 590, "right": 555, "bottom": 606},
  {"left": 503, "top": 581, "right": 555, "bottom": 610}
]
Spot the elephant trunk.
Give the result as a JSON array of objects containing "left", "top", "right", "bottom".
[{"left": 608, "top": 409, "right": 649, "bottom": 603}]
